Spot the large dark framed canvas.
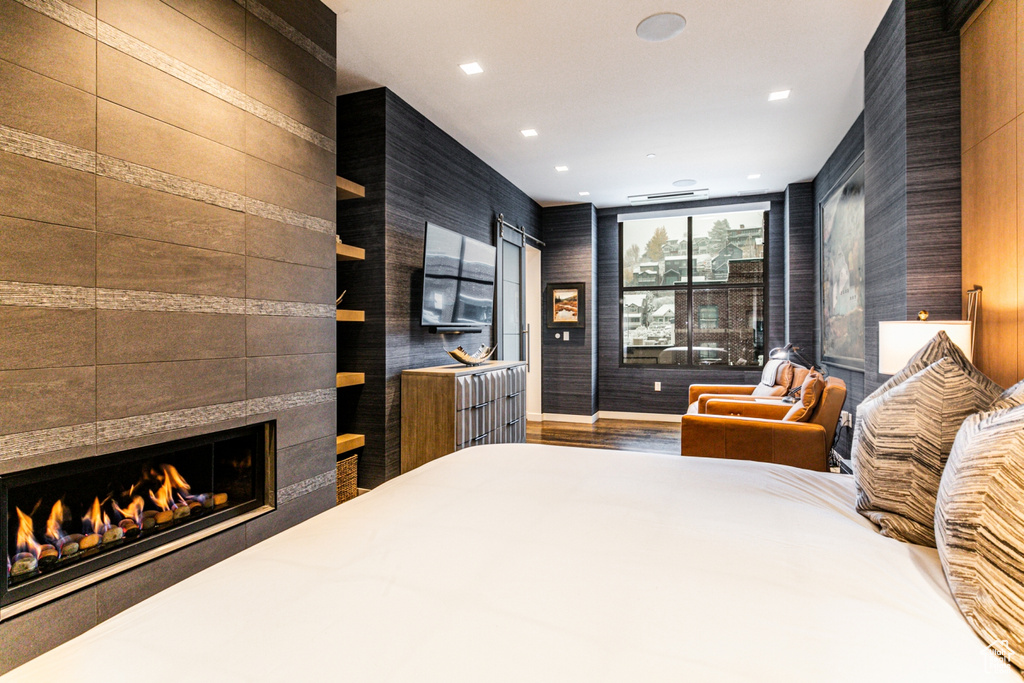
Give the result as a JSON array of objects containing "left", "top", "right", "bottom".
[
  {"left": 819, "top": 156, "right": 865, "bottom": 371},
  {"left": 546, "top": 282, "right": 585, "bottom": 329}
]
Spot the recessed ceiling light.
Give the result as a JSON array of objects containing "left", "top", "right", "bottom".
[
  {"left": 747, "top": 173, "right": 762, "bottom": 180},
  {"left": 672, "top": 179, "right": 697, "bottom": 188},
  {"left": 521, "top": 129, "right": 538, "bottom": 138},
  {"left": 646, "top": 153, "right": 657, "bottom": 159},
  {"left": 460, "top": 62, "right": 483, "bottom": 75},
  {"left": 579, "top": 191, "right": 591, "bottom": 197},
  {"left": 555, "top": 165, "right": 569, "bottom": 172},
  {"left": 769, "top": 90, "right": 791, "bottom": 101},
  {"left": 636, "top": 13, "right": 687, "bottom": 42}
]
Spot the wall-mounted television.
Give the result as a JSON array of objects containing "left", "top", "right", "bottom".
[{"left": 420, "top": 222, "right": 496, "bottom": 332}]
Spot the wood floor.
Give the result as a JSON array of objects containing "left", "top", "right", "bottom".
[{"left": 526, "top": 418, "right": 680, "bottom": 455}]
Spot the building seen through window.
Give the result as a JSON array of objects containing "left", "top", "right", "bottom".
[{"left": 620, "top": 210, "right": 766, "bottom": 368}]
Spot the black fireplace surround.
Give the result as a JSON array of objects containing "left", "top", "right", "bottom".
[{"left": 1, "top": 422, "right": 275, "bottom": 611}]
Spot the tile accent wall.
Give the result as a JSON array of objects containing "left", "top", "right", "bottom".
[{"left": 0, "top": 0, "right": 337, "bottom": 672}]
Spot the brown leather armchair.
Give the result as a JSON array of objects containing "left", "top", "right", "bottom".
[
  {"left": 679, "top": 375, "right": 847, "bottom": 472},
  {"left": 686, "top": 360, "right": 809, "bottom": 414}
]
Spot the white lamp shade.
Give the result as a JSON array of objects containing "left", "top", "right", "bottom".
[{"left": 878, "top": 320, "right": 973, "bottom": 375}]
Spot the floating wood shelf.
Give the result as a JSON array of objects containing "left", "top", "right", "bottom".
[
  {"left": 336, "top": 433, "right": 365, "bottom": 455},
  {"left": 336, "top": 372, "right": 365, "bottom": 388},
  {"left": 336, "top": 242, "right": 365, "bottom": 261},
  {"left": 336, "top": 309, "right": 365, "bottom": 322},
  {"left": 336, "top": 176, "right": 365, "bottom": 200}
]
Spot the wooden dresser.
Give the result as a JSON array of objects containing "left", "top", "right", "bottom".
[{"left": 401, "top": 360, "right": 527, "bottom": 473}]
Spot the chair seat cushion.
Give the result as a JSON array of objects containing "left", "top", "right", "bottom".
[
  {"left": 853, "top": 357, "right": 1002, "bottom": 546},
  {"left": 936, "top": 404, "right": 1024, "bottom": 672}
]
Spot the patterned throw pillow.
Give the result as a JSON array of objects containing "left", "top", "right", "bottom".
[
  {"left": 935, "top": 405, "right": 1024, "bottom": 672},
  {"left": 988, "top": 378, "right": 1024, "bottom": 412},
  {"left": 865, "top": 330, "right": 974, "bottom": 403},
  {"left": 853, "top": 357, "right": 1002, "bottom": 546}
]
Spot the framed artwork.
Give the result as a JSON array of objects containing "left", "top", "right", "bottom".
[
  {"left": 819, "top": 157, "right": 865, "bottom": 371},
  {"left": 546, "top": 282, "right": 585, "bottom": 329}
]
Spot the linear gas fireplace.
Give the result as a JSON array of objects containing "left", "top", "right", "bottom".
[{"left": 1, "top": 422, "right": 275, "bottom": 615}]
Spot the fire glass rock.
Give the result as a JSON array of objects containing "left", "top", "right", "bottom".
[
  {"left": 119, "top": 519, "right": 140, "bottom": 539},
  {"left": 187, "top": 500, "right": 202, "bottom": 515},
  {"left": 142, "top": 511, "right": 157, "bottom": 530},
  {"left": 37, "top": 544, "right": 59, "bottom": 568},
  {"left": 172, "top": 505, "right": 190, "bottom": 520},
  {"left": 200, "top": 494, "right": 215, "bottom": 510},
  {"left": 59, "top": 534, "right": 83, "bottom": 559},
  {"left": 154, "top": 510, "right": 173, "bottom": 526},
  {"left": 102, "top": 526, "right": 124, "bottom": 544},
  {"left": 213, "top": 493, "right": 228, "bottom": 507},
  {"left": 79, "top": 533, "right": 101, "bottom": 551},
  {"left": 11, "top": 553, "right": 38, "bottom": 577}
]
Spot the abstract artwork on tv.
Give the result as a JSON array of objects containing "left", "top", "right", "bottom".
[{"left": 820, "top": 159, "right": 865, "bottom": 371}]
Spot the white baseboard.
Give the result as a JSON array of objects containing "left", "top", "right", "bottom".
[
  {"left": 597, "top": 411, "right": 682, "bottom": 423},
  {"left": 541, "top": 413, "right": 599, "bottom": 424},
  {"left": 526, "top": 412, "right": 544, "bottom": 422}
]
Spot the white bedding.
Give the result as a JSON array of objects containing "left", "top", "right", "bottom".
[{"left": 2, "top": 444, "right": 1018, "bottom": 682}]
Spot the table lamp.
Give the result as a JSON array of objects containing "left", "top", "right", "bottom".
[{"left": 878, "top": 311, "right": 973, "bottom": 375}]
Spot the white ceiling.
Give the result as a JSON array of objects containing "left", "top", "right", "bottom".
[{"left": 322, "top": 1, "right": 892, "bottom": 209}]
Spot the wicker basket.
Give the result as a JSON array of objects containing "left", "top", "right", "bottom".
[{"left": 336, "top": 454, "right": 358, "bottom": 504}]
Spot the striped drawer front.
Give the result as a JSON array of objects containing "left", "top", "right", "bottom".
[{"left": 454, "top": 365, "right": 527, "bottom": 450}]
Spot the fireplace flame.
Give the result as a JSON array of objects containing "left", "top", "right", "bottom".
[
  {"left": 112, "top": 495, "right": 145, "bottom": 526},
  {"left": 45, "top": 499, "right": 69, "bottom": 543},
  {"left": 15, "top": 506, "right": 42, "bottom": 558},
  {"left": 81, "top": 496, "right": 111, "bottom": 535},
  {"left": 148, "top": 464, "right": 191, "bottom": 511}
]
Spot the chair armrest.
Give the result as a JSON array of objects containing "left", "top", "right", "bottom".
[
  {"left": 703, "top": 400, "right": 793, "bottom": 420},
  {"left": 696, "top": 394, "right": 788, "bottom": 413},
  {"left": 687, "top": 384, "right": 757, "bottom": 405},
  {"left": 679, "top": 414, "right": 828, "bottom": 471}
]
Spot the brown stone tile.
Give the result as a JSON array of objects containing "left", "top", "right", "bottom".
[
  {"left": 256, "top": 0, "right": 336, "bottom": 58},
  {"left": 0, "top": 58, "right": 96, "bottom": 150},
  {"left": 245, "top": 56, "right": 335, "bottom": 139},
  {"left": 247, "top": 398, "right": 336, "bottom": 450},
  {"left": 0, "top": 151, "right": 95, "bottom": 229},
  {"left": 0, "top": 367, "right": 95, "bottom": 435},
  {"left": 97, "top": 310, "right": 244, "bottom": 364},
  {"left": 245, "top": 482, "right": 334, "bottom": 547},
  {"left": 0, "top": 586, "right": 98, "bottom": 675},
  {"left": 96, "top": 232, "right": 246, "bottom": 297},
  {"left": 0, "top": 0, "right": 96, "bottom": 93},
  {"left": 245, "top": 11, "right": 334, "bottom": 104},
  {"left": 246, "top": 155, "right": 334, "bottom": 222},
  {"left": 0, "top": 216, "right": 95, "bottom": 286},
  {"left": 247, "top": 353, "right": 335, "bottom": 399},
  {"left": 159, "top": 0, "right": 245, "bottom": 48},
  {"left": 246, "top": 256, "right": 334, "bottom": 304},
  {"left": 95, "top": 524, "right": 247, "bottom": 622},
  {"left": 0, "top": 308, "right": 95, "bottom": 371},
  {"left": 276, "top": 434, "right": 335, "bottom": 490},
  {"left": 97, "top": 44, "right": 245, "bottom": 152},
  {"left": 96, "top": 358, "right": 246, "bottom": 421},
  {"left": 0, "top": 442, "right": 97, "bottom": 476},
  {"left": 95, "top": 415, "right": 246, "bottom": 455},
  {"left": 98, "top": 0, "right": 244, "bottom": 91},
  {"left": 97, "top": 100, "right": 245, "bottom": 195},
  {"left": 245, "top": 113, "right": 335, "bottom": 186},
  {"left": 245, "top": 214, "right": 334, "bottom": 269},
  {"left": 245, "top": 314, "right": 335, "bottom": 357},
  {"left": 96, "top": 176, "right": 245, "bottom": 254}
]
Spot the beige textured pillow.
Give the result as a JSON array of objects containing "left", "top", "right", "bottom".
[
  {"left": 853, "top": 357, "right": 1002, "bottom": 546},
  {"left": 783, "top": 370, "right": 824, "bottom": 422},
  {"left": 936, "top": 405, "right": 1024, "bottom": 673},
  {"left": 865, "top": 330, "right": 975, "bottom": 403}
]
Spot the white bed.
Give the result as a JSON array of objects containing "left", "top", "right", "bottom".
[{"left": 2, "top": 445, "right": 1018, "bottom": 681}]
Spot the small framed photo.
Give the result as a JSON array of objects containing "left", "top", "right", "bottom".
[{"left": 546, "top": 282, "right": 585, "bottom": 329}]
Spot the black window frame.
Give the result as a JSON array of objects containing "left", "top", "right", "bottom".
[{"left": 618, "top": 211, "right": 769, "bottom": 371}]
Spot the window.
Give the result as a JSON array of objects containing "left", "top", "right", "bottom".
[{"left": 620, "top": 209, "right": 766, "bottom": 368}]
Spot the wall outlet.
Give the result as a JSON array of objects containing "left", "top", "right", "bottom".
[
  {"left": 840, "top": 410, "right": 853, "bottom": 428},
  {"left": 563, "top": 330, "right": 570, "bottom": 341},
  {"left": 654, "top": 382, "right": 662, "bottom": 392}
]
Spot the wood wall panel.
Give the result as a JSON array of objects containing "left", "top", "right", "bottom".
[
  {"left": 961, "top": 0, "right": 1024, "bottom": 387},
  {"left": 0, "top": 0, "right": 337, "bottom": 670}
]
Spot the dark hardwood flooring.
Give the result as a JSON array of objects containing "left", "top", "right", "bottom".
[{"left": 526, "top": 418, "right": 680, "bottom": 455}]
